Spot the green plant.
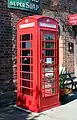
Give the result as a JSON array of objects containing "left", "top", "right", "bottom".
[{"left": 59, "top": 70, "right": 67, "bottom": 89}]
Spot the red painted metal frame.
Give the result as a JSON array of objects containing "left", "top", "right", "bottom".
[
  {"left": 17, "top": 15, "right": 60, "bottom": 112},
  {"left": 39, "top": 30, "right": 60, "bottom": 111}
]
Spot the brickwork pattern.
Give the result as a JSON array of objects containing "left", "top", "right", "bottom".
[
  {"left": 0, "top": 0, "right": 77, "bottom": 106},
  {"left": 59, "top": 0, "right": 77, "bottom": 13},
  {"left": 0, "top": 0, "right": 34, "bottom": 106},
  {"left": 43, "top": 10, "right": 75, "bottom": 72}
]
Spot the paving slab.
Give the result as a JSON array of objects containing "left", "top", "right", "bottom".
[
  {"left": 36, "top": 99, "right": 77, "bottom": 120},
  {"left": 0, "top": 106, "right": 30, "bottom": 120},
  {"left": 0, "top": 98, "right": 77, "bottom": 120}
]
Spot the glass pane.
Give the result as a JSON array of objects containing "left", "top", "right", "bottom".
[
  {"left": 46, "top": 50, "right": 54, "bottom": 56},
  {"left": 22, "top": 88, "right": 33, "bottom": 96},
  {"left": 22, "top": 57, "right": 30, "bottom": 64},
  {"left": 45, "top": 57, "right": 54, "bottom": 64},
  {"left": 22, "top": 73, "right": 30, "bottom": 79},
  {"left": 42, "top": 50, "right": 54, "bottom": 57},
  {"left": 22, "top": 42, "right": 31, "bottom": 48},
  {"left": 21, "top": 57, "right": 33, "bottom": 64},
  {"left": 22, "top": 65, "right": 30, "bottom": 72},
  {"left": 22, "top": 88, "right": 30, "bottom": 95},
  {"left": 45, "top": 64, "right": 54, "bottom": 71},
  {"left": 22, "top": 50, "right": 31, "bottom": 56},
  {"left": 42, "top": 42, "right": 54, "bottom": 48},
  {"left": 44, "top": 34, "right": 55, "bottom": 40},
  {"left": 44, "top": 81, "right": 55, "bottom": 89},
  {"left": 45, "top": 72, "right": 54, "bottom": 80},
  {"left": 46, "top": 43, "right": 54, "bottom": 48},
  {"left": 22, "top": 73, "right": 33, "bottom": 80},
  {"left": 22, "top": 80, "right": 30, "bottom": 88},
  {"left": 42, "top": 65, "right": 55, "bottom": 76},
  {"left": 22, "top": 34, "right": 31, "bottom": 41},
  {"left": 45, "top": 76, "right": 55, "bottom": 82}
]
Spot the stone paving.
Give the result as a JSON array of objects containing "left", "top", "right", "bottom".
[
  {"left": 37, "top": 99, "right": 77, "bottom": 120},
  {"left": 0, "top": 92, "right": 77, "bottom": 120},
  {"left": 0, "top": 106, "right": 30, "bottom": 120}
]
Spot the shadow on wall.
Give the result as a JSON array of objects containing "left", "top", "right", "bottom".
[
  {"left": 0, "top": 0, "right": 34, "bottom": 108},
  {"left": 0, "top": 9, "right": 32, "bottom": 118},
  {"left": 0, "top": 9, "right": 15, "bottom": 107}
]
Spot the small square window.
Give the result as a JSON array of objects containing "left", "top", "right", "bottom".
[
  {"left": 22, "top": 42, "right": 31, "bottom": 48},
  {"left": 22, "top": 34, "right": 32, "bottom": 41}
]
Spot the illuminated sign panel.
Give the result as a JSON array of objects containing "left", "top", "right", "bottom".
[
  {"left": 39, "top": 22, "right": 57, "bottom": 28},
  {"left": 19, "top": 22, "right": 35, "bottom": 29},
  {"left": 8, "top": 0, "right": 40, "bottom": 13}
]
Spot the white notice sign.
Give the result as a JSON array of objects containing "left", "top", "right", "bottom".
[
  {"left": 19, "top": 22, "right": 35, "bottom": 29},
  {"left": 46, "top": 58, "right": 52, "bottom": 64},
  {"left": 39, "top": 22, "right": 56, "bottom": 28}
]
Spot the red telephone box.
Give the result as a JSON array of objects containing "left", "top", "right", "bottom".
[{"left": 17, "top": 15, "right": 60, "bottom": 112}]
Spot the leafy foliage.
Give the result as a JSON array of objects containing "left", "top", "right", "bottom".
[{"left": 59, "top": 70, "right": 67, "bottom": 89}]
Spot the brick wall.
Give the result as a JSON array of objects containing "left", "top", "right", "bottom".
[
  {"left": 0, "top": 0, "right": 77, "bottom": 106},
  {"left": 41, "top": 0, "right": 77, "bottom": 12},
  {"left": 0, "top": 0, "right": 35, "bottom": 106},
  {"left": 59, "top": 0, "right": 77, "bottom": 13},
  {"left": 42, "top": 0, "right": 77, "bottom": 73},
  {"left": 42, "top": 10, "right": 75, "bottom": 73},
  {"left": 62, "top": 31, "right": 74, "bottom": 72}
]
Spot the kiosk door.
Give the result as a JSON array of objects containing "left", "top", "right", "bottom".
[
  {"left": 40, "top": 30, "right": 59, "bottom": 107},
  {"left": 20, "top": 33, "right": 33, "bottom": 96}
]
